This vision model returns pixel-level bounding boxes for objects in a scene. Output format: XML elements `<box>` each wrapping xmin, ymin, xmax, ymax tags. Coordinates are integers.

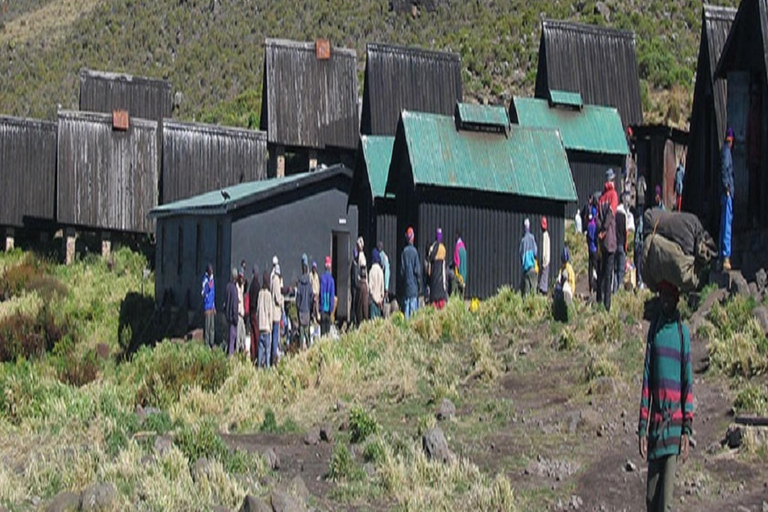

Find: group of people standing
<box><xmin>350</xmin><ymin>238</ymin><xmax>391</xmax><ymax>326</ymax></box>
<box><xmin>201</xmin><ymin>253</ymin><xmax>337</xmax><ymax>369</ymax></box>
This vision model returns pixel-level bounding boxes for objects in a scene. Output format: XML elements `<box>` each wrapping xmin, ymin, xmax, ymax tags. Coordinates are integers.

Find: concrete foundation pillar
<box><xmin>65</xmin><ymin>228</ymin><xmax>76</xmax><ymax>265</ymax></box>
<box><xmin>5</xmin><ymin>229</ymin><xmax>14</xmax><ymax>252</ymax></box>
<box><xmin>101</xmin><ymin>232</ymin><xmax>112</xmax><ymax>259</ymax></box>
<box><xmin>276</xmin><ymin>146</ymin><xmax>285</xmax><ymax>178</ymax></box>
<box><xmin>308</xmin><ymin>150</ymin><xmax>318</xmax><ymax>170</ymax></box>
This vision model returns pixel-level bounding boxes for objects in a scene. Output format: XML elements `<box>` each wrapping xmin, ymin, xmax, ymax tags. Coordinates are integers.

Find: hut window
<box><xmin>177</xmin><ymin>226</ymin><xmax>183</xmax><ymax>276</ymax></box>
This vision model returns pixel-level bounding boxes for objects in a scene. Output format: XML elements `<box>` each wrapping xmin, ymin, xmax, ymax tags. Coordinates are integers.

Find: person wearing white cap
<box><xmin>519</xmin><ymin>218</ymin><xmax>538</xmax><ymax>297</ymax></box>
<box><xmin>270</xmin><ymin>262</ymin><xmax>284</xmax><ymax>364</ymax></box>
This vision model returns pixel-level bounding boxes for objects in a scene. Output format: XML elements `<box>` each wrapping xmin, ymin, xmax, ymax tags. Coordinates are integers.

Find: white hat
<box><xmin>272</xmin><ymin>256</ymin><xmax>279</xmax><ymax>266</ymax></box>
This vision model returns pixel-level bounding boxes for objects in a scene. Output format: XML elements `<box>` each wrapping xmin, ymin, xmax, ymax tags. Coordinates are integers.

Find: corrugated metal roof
<box><xmin>535</xmin><ymin>20</ymin><xmax>643</xmax><ymax>127</ymax></box>
<box><xmin>456</xmin><ymin>103</ymin><xmax>509</xmax><ymax>127</ymax></box>
<box><xmin>361</xmin><ymin>135</ymin><xmax>395</xmax><ymax>199</ymax></box>
<box><xmin>389</xmin><ymin>110</ymin><xmax>577</xmax><ymax>202</ymax></box>
<box><xmin>715</xmin><ymin>0</ymin><xmax>768</xmax><ymax>85</ymax></box>
<box><xmin>260</xmin><ymin>39</ymin><xmax>359</xmax><ymax>150</ymax></box>
<box><xmin>549</xmin><ymin>90</ymin><xmax>583</xmax><ymax>108</ymax></box>
<box><xmin>151</xmin><ymin>165</ymin><xmax>352</xmax><ymax>217</ymax></box>
<box><xmin>361</xmin><ymin>43</ymin><xmax>462</xmax><ymax>136</ymax></box>
<box><xmin>511</xmin><ymin>97</ymin><xmax>627</xmax><ymax>156</ymax></box>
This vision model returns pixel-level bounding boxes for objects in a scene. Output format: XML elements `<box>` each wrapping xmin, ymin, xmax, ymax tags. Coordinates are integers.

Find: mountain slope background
<box><xmin>0</xmin><ymin>0</ymin><xmax>739</xmax><ymax>129</ymax></box>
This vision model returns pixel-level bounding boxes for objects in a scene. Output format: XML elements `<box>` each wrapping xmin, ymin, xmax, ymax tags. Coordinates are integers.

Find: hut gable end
<box><xmin>535</xmin><ymin>20</ymin><xmax>643</xmax><ymax>128</ymax></box>
<box><xmin>79</xmin><ymin>69</ymin><xmax>172</xmax><ymax>122</ymax></box>
<box><xmin>260</xmin><ymin>39</ymin><xmax>359</xmax><ymax>151</ymax></box>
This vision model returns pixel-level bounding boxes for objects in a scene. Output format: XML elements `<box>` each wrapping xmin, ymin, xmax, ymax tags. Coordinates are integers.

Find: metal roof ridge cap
<box><xmin>79</xmin><ymin>68</ymin><xmax>172</xmax><ymax>88</ymax></box>
<box><xmin>541</xmin><ymin>19</ymin><xmax>636</xmax><ymax>40</ymax></box>
<box><xmin>58</xmin><ymin>110</ymin><xmax>159</xmax><ymax>128</ymax></box>
<box><xmin>162</xmin><ymin>119</ymin><xmax>267</xmax><ymax>139</ymax></box>
<box><xmin>703</xmin><ymin>4</ymin><xmax>738</xmax><ymax>18</ymax></box>
<box><xmin>0</xmin><ymin>115</ymin><xmax>57</xmax><ymax>128</ymax></box>
<box><xmin>366</xmin><ymin>42</ymin><xmax>460</xmax><ymax>61</ymax></box>
<box><xmin>265</xmin><ymin>38</ymin><xmax>357</xmax><ymax>57</ymax></box>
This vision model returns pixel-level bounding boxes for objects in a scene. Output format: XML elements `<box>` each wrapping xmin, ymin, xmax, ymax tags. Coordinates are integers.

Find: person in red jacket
<box><xmin>600</xmin><ymin>168</ymin><xmax>619</xmax><ymax>214</ymax></box>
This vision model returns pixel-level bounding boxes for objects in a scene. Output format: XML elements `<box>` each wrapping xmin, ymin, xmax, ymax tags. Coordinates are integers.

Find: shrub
<box><xmin>175</xmin><ymin>422</ymin><xmax>228</xmax><ymax>464</ymax></box>
<box><xmin>349</xmin><ymin>407</ymin><xmax>379</xmax><ymax>444</ymax></box>
<box><xmin>556</xmin><ymin>328</ymin><xmax>577</xmax><ymax>351</ymax></box>
<box><xmin>258</xmin><ymin>408</ymin><xmax>299</xmax><ymax>434</ymax></box>
<box><xmin>584</xmin><ymin>354</ymin><xmax>619</xmax><ymax>382</ymax></box>
<box><xmin>143</xmin><ymin>410</ymin><xmax>174</xmax><ymax>434</ymax></box>
<box><xmin>469</xmin><ymin>336</ymin><xmax>502</xmax><ymax>382</ymax></box>
<box><xmin>363</xmin><ymin>439</ymin><xmax>387</xmax><ymax>465</ymax></box>
<box><xmin>0</xmin><ymin>258</ymin><xmax>67</xmax><ymax>302</ymax></box>
<box><xmin>54</xmin><ymin>346</ymin><xmax>100</xmax><ymax>387</ymax></box>
<box><xmin>0</xmin><ymin>305</ymin><xmax>75</xmax><ymax>362</ymax></box>
<box><xmin>709</xmin><ymin>319</ymin><xmax>768</xmax><ymax>378</ymax></box>
<box><xmin>328</xmin><ymin>444</ymin><xmax>364</xmax><ymax>482</ymax></box>
<box><xmin>589</xmin><ymin>314</ymin><xmax>622</xmax><ymax>345</ymax></box>
<box><xmin>130</xmin><ymin>341</ymin><xmax>230</xmax><ymax>408</ymax></box>
<box><xmin>734</xmin><ymin>385</ymin><xmax>768</xmax><ymax>415</ymax></box>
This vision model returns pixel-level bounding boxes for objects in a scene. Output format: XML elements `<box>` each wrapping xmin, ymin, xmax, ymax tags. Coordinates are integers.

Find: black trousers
<box><xmin>598</xmin><ymin>251</ymin><xmax>615</xmax><ymax>312</ymax></box>
<box><xmin>320</xmin><ymin>312</ymin><xmax>331</xmax><ymax>336</ymax></box>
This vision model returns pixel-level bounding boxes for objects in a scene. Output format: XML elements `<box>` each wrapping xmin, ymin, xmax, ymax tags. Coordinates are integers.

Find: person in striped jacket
<box><xmin>637</xmin><ymin>280</ymin><xmax>694</xmax><ymax>512</ymax></box>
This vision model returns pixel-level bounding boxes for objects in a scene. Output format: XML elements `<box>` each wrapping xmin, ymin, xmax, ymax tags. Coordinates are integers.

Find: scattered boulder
<box><xmin>625</xmin><ymin>459</ymin><xmax>637</xmax><ymax>472</ymax></box>
<box><xmin>730</xmin><ymin>271</ymin><xmax>751</xmax><ymax>297</ymax></box>
<box><xmin>422</xmin><ymin>426</ymin><xmax>453</xmax><ymax>464</ymax></box>
<box><xmin>95</xmin><ymin>343</ymin><xmax>110</xmax><ymax>360</ymax></box>
<box><xmin>756</xmin><ymin>268</ymin><xmax>767</xmax><ymax>293</ymax></box>
<box><xmin>238</xmin><ymin>495</ymin><xmax>271</xmax><ymax>512</ymax></box>
<box><xmin>80</xmin><ymin>483</ymin><xmax>117</xmax><ymax>512</ymax></box>
<box><xmin>594</xmin><ymin>1</ymin><xmax>610</xmax><ymax>20</ymax></box>
<box><xmin>192</xmin><ymin>457</ymin><xmax>214</xmax><ymax>483</ymax></box>
<box><xmin>45</xmin><ymin>491</ymin><xmax>80</xmax><ymax>512</ymax></box>
<box><xmin>303</xmin><ymin>427</ymin><xmax>320</xmax><ymax>446</ymax></box>
<box><xmin>524</xmin><ymin>455</ymin><xmax>579</xmax><ymax>481</ymax></box>
<box><xmin>263</xmin><ymin>448</ymin><xmax>280</xmax><ymax>471</ymax></box>
<box><xmin>724</xmin><ymin>426</ymin><xmax>743</xmax><ymax>449</ymax></box>
<box><xmin>319</xmin><ymin>424</ymin><xmax>334</xmax><ymax>443</ymax></box>
<box><xmin>154</xmin><ymin>434</ymin><xmax>173</xmax><ymax>456</ymax></box>
<box><xmin>270</xmin><ymin>489</ymin><xmax>306</xmax><ymax>512</ymax></box>
<box><xmin>749</xmin><ymin>282</ymin><xmax>760</xmax><ymax>298</ymax></box>
<box><xmin>288</xmin><ymin>475</ymin><xmax>310</xmax><ymax>503</ymax></box>
<box><xmin>753</xmin><ymin>306</ymin><xmax>768</xmax><ymax>337</ymax></box>
<box><xmin>436</xmin><ymin>398</ymin><xmax>456</xmax><ymax>421</ymax></box>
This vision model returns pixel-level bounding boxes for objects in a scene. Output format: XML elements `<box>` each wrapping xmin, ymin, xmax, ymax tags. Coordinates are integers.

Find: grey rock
<box><xmin>725</xmin><ymin>426</ymin><xmax>743</xmax><ymax>449</ymax></box>
<box><xmin>625</xmin><ymin>459</ymin><xmax>637</xmax><ymax>472</ymax></box>
<box><xmin>270</xmin><ymin>489</ymin><xmax>307</xmax><ymax>512</ymax></box>
<box><xmin>45</xmin><ymin>491</ymin><xmax>80</xmax><ymax>512</ymax></box>
<box><xmin>213</xmin><ymin>506</ymin><xmax>230</xmax><ymax>512</ymax></box>
<box><xmin>729</xmin><ymin>271</ymin><xmax>751</xmax><ymax>297</ymax></box>
<box><xmin>319</xmin><ymin>424</ymin><xmax>334</xmax><ymax>443</ymax></box>
<box><xmin>303</xmin><ymin>427</ymin><xmax>320</xmax><ymax>446</ymax></box>
<box><xmin>756</xmin><ymin>269</ymin><xmax>767</xmax><ymax>293</ymax></box>
<box><xmin>750</xmin><ymin>282</ymin><xmax>760</xmax><ymax>298</ymax></box>
<box><xmin>594</xmin><ymin>1</ymin><xmax>610</xmax><ymax>20</ymax></box>
<box><xmin>422</xmin><ymin>426</ymin><xmax>453</xmax><ymax>464</ymax></box>
<box><xmin>762</xmin><ymin>500</ymin><xmax>768</xmax><ymax>512</ymax></box>
<box><xmin>154</xmin><ymin>434</ymin><xmax>173</xmax><ymax>456</ymax></box>
<box><xmin>436</xmin><ymin>398</ymin><xmax>456</xmax><ymax>421</ymax></box>
<box><xmin>191</xmin><ymin>457</ymin><xmax>214</xmax><ymax>483</ymax></box>
<box><xmin>263</xmin><ymin>448</ymin><xmax>280</xmax><ymax>471</ymax></box>
<box><xmin>239</xmin><ymin>495</ymin><xmax>271</xmax><ymax>512</ymax></box>
<box><xmin>753</xmin><ymin>306</ymin><xmax>768</xmax><ymax>336</ymax></box>
<box><xmin>288</xmin><ymin>475</ymin><xmax>310</xmax><ymax>503</ymax></box>
<box><xmin>80</xmin><ymin>483</ymin><xmax>117</xmax><ymax>512</ymax></box>
<box><xmin>565</xmin><ymin>411</ymin><xmax>582</xmax><ymax>434</ymax></box>
<box><xmin>363</xmin><ymin>462</ymin><xmax>376</xmax><ymax>478</ymax></box>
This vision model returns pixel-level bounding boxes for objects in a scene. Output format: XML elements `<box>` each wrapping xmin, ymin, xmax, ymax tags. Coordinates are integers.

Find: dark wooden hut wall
<box><xmin>685</xmin><ymin>6</ymin><xmax>735</xmax><ymax>235</ymax></box>
<box><xmin>260</xmin><ymin>40</ymin><xmax>359</xmax><ymax>150</ymax></box>
<box><xmin>361</xmin><ymin>43</ymin><xmax>462</xmax><ymax>136</ymax></box>
<box><xmin>374</xmin><ymin>203</ymin><xmax>398</xmax><ymax>293</ymax></box>
<box><xmin>567</xmin><ymin>153</ymin><xmax>625</xmax><ymax>217</ymax></box>
<box><xmin>162</xmin><ymin>121</ymin><xmax>268</xmax><ymax>203</ymax></box>
<box><xmin>535</xmin><ymin>21</ymin><xmax>643</xmax><ymax>128</ymax></box>
<box><xmin>79</xmin><ymin>69</ymin><xmax>172</xmax><ymax>122</ymax></box>
<box><xmin>57</xmin><ymin>111</ymin><xmax>159</xmax><ymax>234</ymax></box>
<box><xmin>0</xmin><ymin>116</ymin><xmax>57</xmax><ymax>228</ymax></box>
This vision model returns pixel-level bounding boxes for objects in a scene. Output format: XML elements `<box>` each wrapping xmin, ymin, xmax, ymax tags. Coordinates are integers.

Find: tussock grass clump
<box><xmin>175</xmin><ymin>421</ymin><xmax>228</xmax><ymax>464</ymax></box>
<box><xmin>588</xmin><ymin>313</ymin><xmax>622</xmax><ymax>345</ymax></box>
<box><xmin>708</xmin><ymin>296</ymin><xmax>756</xmax><ymax>340</ymax></box>
<box><xmin>468</xmin><ymin>336</ymin><xmax>502</xmax><ymax>382</ymax></box>
<box><xmin>709</xmin><ymin>318</ymin><xmax>768</xmax><ymax>378</ymax></box>
<box><xmin>328</xmin><ymin>444</ymin><xmax>364</xmax><ymax>482</ymax></box>
<box><xmin>556</xmin><ymin>327</ymin><xmax>578</xmax><ymax>351</ymax></box>
<box><xmin>478</xmin><ymin>287</ymin><xmax>549</xmax><ymax>335</ymax></box>
<box><xmin>0</xmin><ymin>304</ymin><xmax>76</xmax><ymax>363</ymax></box>
<box><xmin>584</xmin><ymin>354</ymin><xmax>619</xmax><ymax>382</ymax></box>
<box><xmin>0</xmin><ymin>255</ymin><xmax>67</xmax><ymax>302</ymax></box>
<box><xmin>734</xmin><ymin>385</ymin><xmax>768</xmax><ymax>415</ymax></box>
<box><xmin>350</xmin><ymin>407</ymin><xmax>379</xmax><ymax>443</ymax></box>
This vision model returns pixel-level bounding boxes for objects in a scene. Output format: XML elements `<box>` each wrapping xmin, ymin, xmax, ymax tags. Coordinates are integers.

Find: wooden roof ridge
<box><xmin>541</xmin><ymin>19</ymin><xmax>636</xmax><ymax>41</ymax></box>
<box><xmin>366</xmin><ymin>42</ymin><xmax>460</xmax><ymax>62</ymax></box>
<box><xmin>264</xmin><ymin>38</ymin><xmax>357</xmax><ymax>58</ymax></box>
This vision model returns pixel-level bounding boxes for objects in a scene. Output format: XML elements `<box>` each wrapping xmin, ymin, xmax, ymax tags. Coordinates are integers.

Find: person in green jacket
<box><xmin>638</xmin><ymin>280</ymin><xmax>694</xmax><ymax>512</ymax></box>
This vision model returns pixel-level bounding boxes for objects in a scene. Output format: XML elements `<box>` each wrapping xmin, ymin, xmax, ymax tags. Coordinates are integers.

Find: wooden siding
<box><xmin>568</xmin><ymin>153</ymin><xmax>625</xmax><ymax>217</ymax></box>
<box><xmin>260</xmin><ymin>39</ymin><xmax>359</xmax><ymax>150</ymax></box>
<box><xmin>535</xmin><ymin>20</ymin><xmax>643</xmax><ymax>128</ymax></box>
<box><xmin>361</xmin><ymin>43</ymin><xmax>462</xmax><ymax>136</ymax></box>
<box><xmin>57</xmin><ymin>111</ymin><xmax>159</xmax><ymax>233</ymax></box>
<box><xmin>79</xmin><ymin>69</ymin><xmax>172</xmax><ymax>121</ymax></box>
<box><xmin>0</xmin><ymin>116</ymin><xmax>57</xmax><ymax>227</ymax></box>
<box><xmin>162</xmin><ymin>120</ymin><xmax>268</xmax><ymax>203</ymax></box>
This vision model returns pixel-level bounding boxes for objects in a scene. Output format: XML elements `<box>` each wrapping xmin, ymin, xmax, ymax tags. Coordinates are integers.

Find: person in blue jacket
<box><xmin>400</xmin><ymin>227</ymin><xmax>422</xmax><ymax>320</ymax></box>
<box><xmin>519</xmin><ymin>218</ymin><xmax>538</xmax><ymax>297</ymax></box>
<box><xmin>721</xmin><ymin>127</ymin><xmax>735</xmax><ymax>271</ymax></box>
<box><xmin>201</xmin><ymin>263</ymin><xmax>216</xmax><ymax>349</ymax></box>
<box><xmin>319</xmin><ymin>256</ymin><xmax>336</xmax><ymax>336</ymax></box>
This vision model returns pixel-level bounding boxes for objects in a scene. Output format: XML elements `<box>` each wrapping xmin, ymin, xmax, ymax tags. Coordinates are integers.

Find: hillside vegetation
<box><xmin>0</xmin><ymin>0</ymin><xmax>738</xmax><ymax>129</ymax></box>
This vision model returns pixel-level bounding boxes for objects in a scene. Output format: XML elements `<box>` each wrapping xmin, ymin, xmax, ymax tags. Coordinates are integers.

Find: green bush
<box><xmin>328</xmin><ymin>444</ymin><xmax>364</xmax><ymax>482</ymax></box>
<box><xmin>130</xmin><ymin>341</ymin><xmax>230</xmax><ymax>408</ymax></box>
<box><xmin>734</xmin><ymin>385</ymin><xmax>768</xmax><ymax>415</ymax></box>
<box><xmin>175</xmin><ymin>422</ymin><xmax>228</xmax><ymax>464</ymax></box>
<box><xmin>0</xmin><ymin>305</ymin><xmax>76</xmax><ymax>363</ymax></box>
<box><xmin>54</xmin><ymin>346</ymin><xmax>99</xmax><ymax>387</ymax></box>
<box><xmin>349</xmin><ymin>407</ymin><xmax>379</xmax><ymax>444</ymax></box>
<box><xmin>584</xmin><ymin>354</ymin><xmax>619</xmax><ymax>382</ymax></box>
<box><xmin>709</xmin><ymin>319</ymin><xmax>768</xmax><ymax>378</ymax></box>
<box><xmin>259</xmin><ymin>408</ymin><xmax>299</xmax><ymax>434</ymax></box>
<box><xmin>363</xmin><ymin>439</ymin><xmax>386</xmax><ymax>465</ymax></box>
<box><xmin>143</xmin><ymin>410</ymin><xmax>174</xmax><ymax>434</ymax></box>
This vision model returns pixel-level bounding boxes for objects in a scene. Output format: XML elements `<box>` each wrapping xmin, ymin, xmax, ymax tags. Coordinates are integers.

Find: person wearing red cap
<box><xmin>319</xmin><ymin>256</ymin><xmax>335</xmax><ymax>336</ymax></box>
<box><xmin>638</xmin><ymin>281</ymin><xmax>693</xmax><ymax>512</ymax></box>
<box><xmin>538</xmin><ymin>216</ymin><xmax>550</xmax><ymax>295</ymax></box>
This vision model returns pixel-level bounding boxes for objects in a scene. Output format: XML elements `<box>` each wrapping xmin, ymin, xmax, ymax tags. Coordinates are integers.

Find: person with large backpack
<box><xmin>638</xmin><ymin>281</ymin><xmax>693</xmax><ymax>511</ymax></box>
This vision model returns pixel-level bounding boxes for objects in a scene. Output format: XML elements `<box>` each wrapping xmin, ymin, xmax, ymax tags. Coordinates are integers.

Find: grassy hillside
<box><xmin>0</xmin><ymin>0</ymin><xmax>738</xmax><ymax>129</ymax></box>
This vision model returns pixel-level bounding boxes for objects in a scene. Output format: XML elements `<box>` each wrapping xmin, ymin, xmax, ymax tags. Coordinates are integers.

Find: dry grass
<box><xmin>0</xmin><ymin>0</ymin><xmax>102</xmax><ymax>45</ymax></box>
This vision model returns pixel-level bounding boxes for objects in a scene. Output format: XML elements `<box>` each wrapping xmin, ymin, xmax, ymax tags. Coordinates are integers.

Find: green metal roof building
<box><xmin>386</xmin><ymin>104</ymin><xmax>577</xmax><ymax>299</ymax></box>
<box><xmin>350</xmin><ymin>135</ymin><xmax>398</xmax><ymax>293</ymax></box>
<box><xmin>510</xmin><ymin>91</ymin><xmax>628</xmax><ymax>216</ymax></box>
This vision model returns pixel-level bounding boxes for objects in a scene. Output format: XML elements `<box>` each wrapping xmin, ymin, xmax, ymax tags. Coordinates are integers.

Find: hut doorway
<box><xmin>332</xmin><ymin>230</ymin><xmax>351</xmax><ymax>323</ymax></box>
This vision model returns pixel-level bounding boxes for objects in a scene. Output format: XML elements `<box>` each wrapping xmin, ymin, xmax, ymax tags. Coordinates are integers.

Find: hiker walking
<box><xmin>597</xmin><ymin>169</ymin><xmax>618</xmax><ymax>312</ymax></box>
<box><xmin>638</xmin><ymin>281</ymin><xmax>693</xmax><ymax>512</ymax></box>
<box><xmin>357</xmin><ymin>265</ymin><xmax>370</xmax><ymax>322</ymax></box>
<box><xmin>224</xmin><ymin>267</ymin><xmax>239</xmax><ymax>356</ymax></box>
<box><xmin>369</xmin><ymin>249</ymin><xmax>385</xmax><ymax>320</ymax></box>
<box><xmin>256</xmin><ymin>271</ymin><xmax>273</xmax><ymax>368</ymax></box>
<box><xmin>202</xmin><ymin>263</ymin><xmax>216</xmax><ymax>349</ymax></box>
<box><xmin>720</xmin><ymin>127</ymin><xmax>735</xmax><ymax>271</ymax></box>
<box><xmin>319</xmin><ymin>256</ymin><xmax>335</xmax><ymax>336</ymax></box>
<box><xmin>519</xmin><ymin>218</ymin><xmax>538</xmax><ymax>297</ymax></box>
<box><xmin>454</xmin><ymin>229</ymin><xmax>467</xmax><ymax>298</ymax></box>
<box><xmin>674</xmin><ymin>161</ymin><xmax>685</xmax><ymax>211</ymax></box>
<box><xmin>400</xmin><ymin>227</ymin><xmax>422</xmax><ymax>320</ymax></box>
<box><xmin>538</xmin><ymin>217</ymin><xmax>550</xmax><ymax>295</ymax></box>
<box><xmin>587</xmin><ymin>206</ymin><xmax>598</xmax><ymax>296</ymax></box>
<box><xmin>614</xmin><ymin>199</ymin><xmax>628</xmax><ymax>293</ymax></box>
<box><xmin>296</xmin><ymin>254</ymin><xmax>314</xmax><ymax>350</ymax></box>
<box><xmin>427</xmin><ymin>228</ymin><xmax>448</xmax><ymax>310</ymax></box>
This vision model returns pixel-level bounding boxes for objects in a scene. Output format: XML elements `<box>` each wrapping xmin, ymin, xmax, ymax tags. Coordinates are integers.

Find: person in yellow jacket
<box><xmin>558</xmin><ymin>246</ymin><xmax>576</xmax><ymax>304</ymax></box>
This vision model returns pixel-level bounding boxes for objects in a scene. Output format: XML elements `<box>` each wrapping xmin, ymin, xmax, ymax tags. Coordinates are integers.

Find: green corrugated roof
<box><xmin>456</xmin><ymin>102</ymin><xmax>509</xmax><ymax>127</ymax></box>
<box><xmin>512</xmin><ymin>97</ymin><xmax>628</xmax><ymax>156</ymax></box>
<box><xmin>361</xmin><ymin>135</ymin><xmax>395</xmax><ymax>199</ymax></box>
<box><xmin>392</xmin><ymin>110</ymin><xmax>577</xmax><ymax>202</ymax></box>
<box><xmin>549</xmin><ymin>90</ymin><xmax>583</xmax><ymax>107</ymax></box>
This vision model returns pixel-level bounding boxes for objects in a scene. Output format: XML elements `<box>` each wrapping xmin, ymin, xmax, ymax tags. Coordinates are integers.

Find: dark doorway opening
<box><xmin>332</xmin><ymin>231</ymin><xmax>351</xmax><ymax>323</ymax></box>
